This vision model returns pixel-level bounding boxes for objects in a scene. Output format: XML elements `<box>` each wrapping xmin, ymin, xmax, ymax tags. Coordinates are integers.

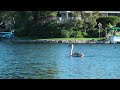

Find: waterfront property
<box><xmin>57</xmin><ymin>11</ymin><xmax>120</xmax><ymax>21</ymax></box>
<box><xmin>0</xmin><ymin>20</ymin><xmax>14</xmax><ymax>39</ymax></box>
<box><xmin>108</xmin><ymin>27</ymin><xmax>120</xmax><ymax>43</ymax></box>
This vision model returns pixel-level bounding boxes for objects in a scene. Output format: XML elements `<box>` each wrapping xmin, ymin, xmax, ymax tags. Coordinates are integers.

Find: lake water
<box><xmin>0</xmin><ymin>41</ymin><xmax>120</xmax><ymax>79</ymax></box>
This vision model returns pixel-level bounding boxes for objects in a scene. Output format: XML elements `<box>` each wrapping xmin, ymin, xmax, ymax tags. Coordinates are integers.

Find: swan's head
<box><xmin>68</xmin><ymin>44</ymin><xmax>73</xmax><ymax>47</ymax></box>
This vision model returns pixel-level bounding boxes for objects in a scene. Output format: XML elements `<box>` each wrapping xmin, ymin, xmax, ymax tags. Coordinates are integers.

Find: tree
<box><xmin>83</xmin><ymin>11</ymin><xmax>99</xmax><ymax>29</ymax></box>
<box><xmin>96</xmin><ymin>16</ymin><xmax>120</xmax><ymax>28</ymax></box>
<box><xmin>73</xmin><ymin>11</ymin><xmax>100</xmax><ymax>29</ymax></box>
<box><xmin>13</xmin><ymin>11</ymin><xmax>58</xmax><ymax>37</ymax></box>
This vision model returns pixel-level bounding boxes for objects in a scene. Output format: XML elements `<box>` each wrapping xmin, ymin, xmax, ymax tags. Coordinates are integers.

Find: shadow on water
<box><xmin>67</xmin><ymin>56</ymin><xmax>86</xmax><ymax>60</ymax></box>
<box><xmin>67</xmin><ymin>55</ymin><xmax>95</xmax><ymax>59</ymax></box>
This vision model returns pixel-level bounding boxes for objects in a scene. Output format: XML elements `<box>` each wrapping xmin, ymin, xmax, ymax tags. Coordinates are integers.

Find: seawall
<box><xmin>11</xmin><ymin>39</ymin><xmax>110</xmax><ymax>44</ymax></box>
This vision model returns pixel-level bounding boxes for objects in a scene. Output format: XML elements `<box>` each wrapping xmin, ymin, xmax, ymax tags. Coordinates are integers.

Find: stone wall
<box><xmin>11</xmin><ymin>39</ymin><xmax>110</xmax><ymax>44</ymax></box>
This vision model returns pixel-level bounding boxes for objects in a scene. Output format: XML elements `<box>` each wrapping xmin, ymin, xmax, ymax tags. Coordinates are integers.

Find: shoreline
<box><xmin>10</xmin><ymin>39</ymin><xmax>111</xmax><ymax>44</ymax></box>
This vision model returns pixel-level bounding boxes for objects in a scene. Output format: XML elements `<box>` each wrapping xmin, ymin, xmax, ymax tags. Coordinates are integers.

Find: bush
<box><xmin>82</xmin><ymin>32</ymin><xmax>88</xmax><ymax>37</ymax></box>
<box><xmin>30</xmin><ymin>20</ymin><xmax>57</xmax><ymax>38</ymax></box>
<box><xmin>86</xmin><ymin>28</ymin><xmax>106</xmax><ymax>38</ymax></box>
<box><xmin>14</xmin><ymin>27</ymin><xmax>29</xmax><ymax>37</ymax></box>
<box><xmin>37</xmin><ymin>28</ymin><xmax>51</xmax><ymax>38</ymax></box>
<box><xmin>60</xmin><ymin>30</ymin><xmax>70</xmax><ymax>38</ymax></box>
<box><xmin>70</xmin><ymin>31</ymin><xmax>83</xmax><ymax>38</ymax></box>
<box><xmin>87</xmin><ymin>28</ymin><xmax>98</xmax><ymax>38</ymax></box>
<box><xmin>15</xmin><ymin>23</ymin><xmax>36</xmax><ymax>37</ymax></box>
<box><xmin>75</xmin><ymin>31</ymin><xmax>83</xmax><ymax>38</ymax></box>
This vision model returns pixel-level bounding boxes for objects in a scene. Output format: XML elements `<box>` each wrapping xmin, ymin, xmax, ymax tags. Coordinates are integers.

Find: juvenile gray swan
<box><xmin>68</xmin><ymin>44</ymin><xmax>84</xmax><ymax>57</ymax></box>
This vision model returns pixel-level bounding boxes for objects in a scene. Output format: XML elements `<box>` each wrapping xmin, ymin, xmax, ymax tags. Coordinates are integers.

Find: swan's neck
<box><xmin>70</xmin><ymin>45</ymin><xmax>73</xmax><ymax>56</ymax></box>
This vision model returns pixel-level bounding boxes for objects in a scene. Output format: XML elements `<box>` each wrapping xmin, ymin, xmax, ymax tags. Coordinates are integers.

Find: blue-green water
<box><xmin>0</xmin><ymin>41</ymin><xmax>120</xmax><ymax>79</ymax></box>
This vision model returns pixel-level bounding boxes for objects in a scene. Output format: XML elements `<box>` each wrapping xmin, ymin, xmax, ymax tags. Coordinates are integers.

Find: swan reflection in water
<box><xmin>68</xmin><ymin>44</ymin><xmax>84</xmax><ymax>58</ymax></box>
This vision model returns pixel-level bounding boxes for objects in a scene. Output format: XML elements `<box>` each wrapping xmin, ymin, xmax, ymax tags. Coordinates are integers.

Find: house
<box><xmin>57</xmin><ymin>11</ymin><xmax>120</xmax><ymax>21</ymax></box>
<box><xmin>57</xmin><ymin>11</ymin><xmax>73</xmax><ymax>20</ymax></box>
<box><xmin>37</xmin><ymin>11</ymin><xmax>120</xmax><ymax>24</ymax></box>
<box><xmin>57</xmin><ymin>11</ymin><xmax>82</xmax><ymax>23</ymax></box>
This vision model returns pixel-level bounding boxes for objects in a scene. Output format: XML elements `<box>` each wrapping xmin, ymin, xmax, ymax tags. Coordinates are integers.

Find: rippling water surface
<box><xmin>0</xmin><ymin>41</ymin><xmax>120</xmax><ymax>79</ymax></box>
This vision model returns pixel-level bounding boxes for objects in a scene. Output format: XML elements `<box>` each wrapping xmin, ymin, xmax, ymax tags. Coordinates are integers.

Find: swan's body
<box><xmin>69</xmin><ymin>44</ymin><xmax>84</xmax><ymax>57</ymax></box>
<box><xmin>72</xmin><ymin>52</ymin><xmax>84</xmax><ymax>57</ymax></box>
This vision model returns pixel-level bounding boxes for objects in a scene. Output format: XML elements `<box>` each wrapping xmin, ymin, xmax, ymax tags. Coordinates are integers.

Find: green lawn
<box><xmin>35</xmin><ymin>38</ymin><xmax>103</xmax><ymax>41</ymax></box>
<box><xmin>16</xmin><ymin>37</ymin><xmax>104</xmax><ymax>41</ymax></box>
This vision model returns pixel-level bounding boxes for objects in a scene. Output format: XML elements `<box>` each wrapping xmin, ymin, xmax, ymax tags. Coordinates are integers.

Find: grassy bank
<box><xmin>12</xmin><ymin>37</ymin><xmax>109</xmax><ymax>43</ymax></box>
<box><xmin>14</xmin><ymin>37</ymin><xmax>105</xmax><ymax>41</ymax></box>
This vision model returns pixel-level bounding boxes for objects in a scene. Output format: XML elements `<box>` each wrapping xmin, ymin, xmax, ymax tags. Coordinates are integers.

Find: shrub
<box><xmin>70</xmin><ymin>31</ymin><xmax>83</xmax><ymax>38</ymax></box>
<box><xmin>75</xmin><ymin>31</ymin><xmax>83</xmax><ymax>38</ymax></box>
<box><xmin>60</xmin><ymin>30</ymin><xmax>70</xmax><ymax>38</ymax></box>
<box><xmin>86</xmin><ymin>28</ymin><xmax>106</xmax><ymax>38</ymax></box>
<box><xmin>14</xmin><ymin>27</ymin><xmax>29</xmax><ymax>37</ymax></box>
<box><xmin>82</xmin><ymin>32</ymin><xmax>88</xmax><ymax>37</ymax></box>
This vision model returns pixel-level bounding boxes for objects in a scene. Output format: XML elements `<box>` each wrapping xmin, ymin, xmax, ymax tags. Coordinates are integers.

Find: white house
<box><xmin>57</xmin><ymin>11</ymin><xmax>81</xmax><ymax>23</ymax></box>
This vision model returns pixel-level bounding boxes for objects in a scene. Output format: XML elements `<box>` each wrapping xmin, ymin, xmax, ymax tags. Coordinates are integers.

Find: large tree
<box><xmin>72</xmin><ymin>11</ymin><xmax>100</xmax><ymax>30</ymax></box>
<box><xmin>13</xmin><ymin>11</ymin><xmax>57</xmax><ymax>37</ymax></box>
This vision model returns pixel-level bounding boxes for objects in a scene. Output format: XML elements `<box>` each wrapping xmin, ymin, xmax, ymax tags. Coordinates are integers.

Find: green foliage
<box><xmin>33</xmin><ymin>18</ymin><xmax>84</xmax><ymax>38</ymax></box>
<box><xmin>115</xmin><ymin>32</ymin><xmax>120</xmax><ymax>36</ymax></box>
<box><xmin>72</xmin><ymin>11</ymin><xmax>82</xmax><ymax>17</ymax></box>
<box><xmin>27</xmin><ymin>26</ymin><xmax>38</xmax><ymax>37</ymax></box>
<box><xmin>81</xmin><ymin>11</ymin><xmax>100</xmax><ymax>29</ymax></box>
<box><xmin>84</xmin><ymin>22</ymin><xmax>93</xmax><ymax>29</ymax></box>
<box><xmin>13</xmin><ymin>11</ymin><xmax>57</xmax><ymax>37</ymax></box>
<box><xmin>86</xmin><ymin>28</ymin><xmax>98</xmax><ymax>38</ymax></box>
<box><xmin>86</xmin><ymin>28</ymin><xmax>106</xmax><ymax>38</ymax></box>
<box><xmin>70</xmin><ymin>31</ymin><xmax>83</xmax><ymax>38</ymax></box>
<box><xmin>14</xmin><ymin>27</ymin><xmax>29</xmax><ymax>37</ymax></box>
<box><xmin>116</xmin><ymin>22</ymin><xmax>120</xmax><ymax>27</ymax></box>
<box><xmin>58</xmin><ymin>19</ymin><xmax>83</xmax><ymax>38</ymax></box>
<box><xmin>33</xmin><ymin>20</ymin><xmax>59</xmax><ymax>38</ymax></box>
<box><xmin>82</xmin><ymin>32</ymin><xmax>88</xmax><ymax>37</ymax></box>
<box><xmin>96</xmin><ymin>16</ymin><xmax>120</xmax><ymax>28</ymax></box>
<box><xmin>60</xmin><ymin>30</ymin><xmax>70</xmax><ymax>38</ymax></box>
<box><xmin>60</xmin><ymin>19</ymin><xmax>83</xmax><ymax>31</ymax></box>
<box><xmin>0</xmin><ymin>11</ymin><xmax>109</xmax><ymax>38</ymax></box>
<box><xmin>107</xmin><ymin>23</ymin><xmax>114</xmax><ymax>28</ymax></box>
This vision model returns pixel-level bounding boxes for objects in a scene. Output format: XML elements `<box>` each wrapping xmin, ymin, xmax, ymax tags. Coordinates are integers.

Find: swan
<box><xmin>68</xmin><ymin>44</ymin><xmax>84</xmax><ymax>57</ymax></box>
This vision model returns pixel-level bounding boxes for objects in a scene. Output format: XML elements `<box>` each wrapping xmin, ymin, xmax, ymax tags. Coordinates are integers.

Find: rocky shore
<box><xmin>11</xmin><ymin>39</ymin><xmax>111</xmax><ymax>44</ymax></box>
